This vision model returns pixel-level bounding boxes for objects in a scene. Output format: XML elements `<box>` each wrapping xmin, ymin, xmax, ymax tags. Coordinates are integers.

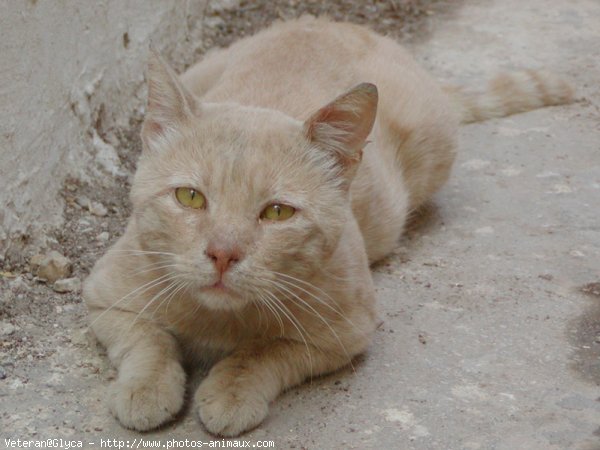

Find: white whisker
<box><xmin>88</xmin><ymin>272</ymin><xmax>178</xmax><ymax>329</ymax></box>
<box><xmin>266</xmin><ymin>279</ymin><xmax>354</xmax><ymax>372</ymax></box>
<box><xmin>272</xmin><ymin>271</ymin><xmax>346</xmax><ymax>311</ymax></box>
<box><xmin>111</xmin><ymin>250</ymin><xmax>178</xmax><ymax>257</ymax></box>
<box><xmin>131</xmin><ymin>263</ymin><xmax>181</xmax><ymax>277</ymax></box>
<box><xmin>252</xmin><ymin>288</ymin><xmax>285</xmax><ymax>337</ymax></box>
<box><xmin>273</xmin><ymin>275</ymin><xmax>361</xmax><ymax>333</ymax></box>
<box><xmin>260</xmin><ymin>289</ymin><xmax>314</xmax><ymax>380</ymax></box>
<box><xmin>124</xmin><ymin>275</ymin><xmax>185</xmax><ymax>336</ymax></box>
<box><xmin>150</xmin><ymin>279</ymin><xmax>189</xmax><ymax>322</ymax></box>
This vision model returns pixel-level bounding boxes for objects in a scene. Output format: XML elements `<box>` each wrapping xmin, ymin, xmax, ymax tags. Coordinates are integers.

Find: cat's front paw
<box><xmin>195</xmin><ymin>375</ymin><xmax>269</xmax><ymax>437</ymax></box>
<box><xmin>108</xmin><ymin>368</ymin><xmax>186</xmax><ymax>431</ymax></box>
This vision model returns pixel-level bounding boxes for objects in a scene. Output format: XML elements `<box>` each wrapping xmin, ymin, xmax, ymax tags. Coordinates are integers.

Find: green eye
<box><xmin>175</xmin><ymin>187</ymin><xmax>206</xmax><ymax>209</ymax></box>
<box><xmin>261</xmin><ymin>204</ymin><xmax>295</xmax><ymax>221</ymax></box>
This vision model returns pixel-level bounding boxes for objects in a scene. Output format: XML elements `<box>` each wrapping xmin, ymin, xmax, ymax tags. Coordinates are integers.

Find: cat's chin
<box><xmin>196</xmin><ymin>285</ymin><xmax>249</xmax><ymax>311</ymax></box>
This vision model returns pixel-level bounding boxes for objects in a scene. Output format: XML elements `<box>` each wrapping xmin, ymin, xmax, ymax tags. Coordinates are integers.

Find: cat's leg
<box><xmin>89</xmin><ymin>308</ymin><xmax>186</xmax><ymax>431</ymax></box>
<box><xmin>195</xmin><ymin>339</ymin><xmax>365</xmax><ymax>436</ymax></box>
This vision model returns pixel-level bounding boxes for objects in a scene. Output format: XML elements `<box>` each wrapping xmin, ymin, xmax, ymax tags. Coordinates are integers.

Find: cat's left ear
<box><xmin>141</xmin><ymin>47</ymin><xmax>200</xmax><ymax>153</ymax></box>
<box><xmin>304</xmin><ymin>83</ymin><xmax>378</xmax><ymax>182</ymax></box>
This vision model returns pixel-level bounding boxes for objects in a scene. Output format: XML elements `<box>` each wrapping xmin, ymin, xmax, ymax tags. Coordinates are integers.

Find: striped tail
<box><xmin>444</xmin><ymin>70</ymin><xmax>575</xmax><ymax>124</ymax></box>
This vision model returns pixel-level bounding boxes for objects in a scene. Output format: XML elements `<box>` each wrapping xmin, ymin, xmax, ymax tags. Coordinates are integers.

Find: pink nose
<box><xmin>205</xmin><ymin>245</ymin><xmax>242</xmax><ymax>275</ymax></box>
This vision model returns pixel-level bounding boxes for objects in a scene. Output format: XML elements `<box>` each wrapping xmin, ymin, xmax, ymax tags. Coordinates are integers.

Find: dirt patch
<box><xmin>198</xmin><ymin>0</ymin><xmax>441</xmax><ymax>53</ymax></box>
<box><xmin>568</xmin><ymin>282</ymin><xmax>600</xmax><ymax>385</ymax></box>
<box><xmin>0</xmin><ymin>0</ymin><xmax>450</xmax><ymax>432</ymax></box>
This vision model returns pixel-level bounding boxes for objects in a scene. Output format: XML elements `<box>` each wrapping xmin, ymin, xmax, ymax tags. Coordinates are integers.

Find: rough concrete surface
<box><xmin>1</xmin><ymin>0</ymin><xmax>600</xmax><ymax>449</ymax></box>
<box><xmin>0</xmin><ymin>0</ymin><xmax>220</xmax><ymax>256</ymax></box>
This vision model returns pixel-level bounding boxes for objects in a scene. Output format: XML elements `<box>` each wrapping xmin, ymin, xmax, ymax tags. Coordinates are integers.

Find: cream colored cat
<box><xmin>83</xmin><ymin>17</ymin><xmax>573</xmax><ymax>436</ymax></box>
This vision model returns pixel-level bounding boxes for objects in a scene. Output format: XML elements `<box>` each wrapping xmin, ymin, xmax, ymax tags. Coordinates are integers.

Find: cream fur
<box><xmin>84</xmin><ymin>17</ymin><xmax>573</xmax><ymax>436</ymax></box>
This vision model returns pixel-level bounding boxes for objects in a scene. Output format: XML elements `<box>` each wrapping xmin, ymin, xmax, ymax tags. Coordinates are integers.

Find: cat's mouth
<box><xmin>208</xmin><ymin>280</ymin><xmax>228</xmax><ymax>291</ymax></box>
<box><xmin>195</xmin><ymin>278</ymin><xmax>247</xmax><ymax>311</ymax></box>
<box><xmin>201</xmin><ymin>279</ymin><xmax>240</xmax><ymax>297</ymax></box>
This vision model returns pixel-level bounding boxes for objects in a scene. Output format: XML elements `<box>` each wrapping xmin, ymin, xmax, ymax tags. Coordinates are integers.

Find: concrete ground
<box><xmin>2</xmin><ymin>0</ymin><xmax>599</xmax><ymax>448</ymax></box>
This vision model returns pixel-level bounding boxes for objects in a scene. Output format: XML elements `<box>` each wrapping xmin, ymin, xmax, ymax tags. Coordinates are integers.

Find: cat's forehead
<box><xmin>164</xmin><ymin>106</ymin><xmax>321</xmax><ymax>201</ymax></box>
<box><xmin>188</xmin><ymin>105</ymin><xmax>302</xmax><ymax>156</ymax></box>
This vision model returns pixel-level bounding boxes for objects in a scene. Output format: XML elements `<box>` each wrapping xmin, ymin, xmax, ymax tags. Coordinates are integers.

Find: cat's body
<box><xmin>183</xmin><ymin>17</ymin><xmax>459</xmax><ymax>262</ymax></box>
<box><xmin>84</xmin><ymin>17</ymin><xmax>573</xmax><ymax>436</ymax></box>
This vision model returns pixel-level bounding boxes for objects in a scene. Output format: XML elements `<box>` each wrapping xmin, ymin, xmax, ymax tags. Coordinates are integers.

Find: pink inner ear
<box><xmin>305</xmin><ymin>83</ymin><xmax>378</xmax><ymax>166</ymax></box>
<box><xmin>308</xmin><ymin>105</ymin><xmax>358</xmax><ymax>138</ymax></box>
<box><xmin>145</xmin><ymin>119</ymin><xmax>164</xmax><ymax>136</ymax></box>
<box><xmin>310</xmin><ymin>105</ymin><xmax>337</xmax><ymax>127</ymax></box>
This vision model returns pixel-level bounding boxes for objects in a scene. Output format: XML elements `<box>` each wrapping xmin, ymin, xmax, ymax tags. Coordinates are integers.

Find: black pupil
<box><xmin>274</xmin><ymin>205</ymin><xmax>281</xmax><ymax>216</ymax></box>
<box><xmin>189</xmin><ymin>190</ymin><xmax>196</xmax><ymax>200</ymax></box>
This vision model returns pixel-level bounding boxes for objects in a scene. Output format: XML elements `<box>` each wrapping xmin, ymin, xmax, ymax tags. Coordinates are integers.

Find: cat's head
<box><xmin>130</xmin><ymin>50</ymin><xmax>377</xmax><ymax>311</ymax></box>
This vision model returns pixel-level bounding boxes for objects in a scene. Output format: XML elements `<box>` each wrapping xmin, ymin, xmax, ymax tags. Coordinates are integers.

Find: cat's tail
<box><xmin>444</xmin><ymin>70</ymin><xmax>575</xmax><ymax>124</ymax></box>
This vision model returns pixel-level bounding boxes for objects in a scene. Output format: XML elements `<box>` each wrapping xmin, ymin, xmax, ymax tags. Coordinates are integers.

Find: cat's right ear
<box><xmin>304</xmin><ymin>83</ymin><xmax>378</xmax><ymax>185</ymax></box>
<box><xmin>141</xmin><ymin>48</ymin><xmax>199</xmax><ymax>153</ymax></box>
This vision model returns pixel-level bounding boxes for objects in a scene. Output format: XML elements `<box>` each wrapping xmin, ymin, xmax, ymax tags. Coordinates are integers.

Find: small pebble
<box><xmin>0</xmin><ymin>321</ymin><xmax>17</xmax><ymax>336</ymax></box>
<box><xmin>0</xmin><ymin>366</ymin><xmax>6</xmax><ymax>380</ymax></box>
<box><xmin>70</xmin><ymin>329</ymin><xmax>92</xmax><ymax>347</ymax></box>
<box><xmin>29</xmin><ymin>254</ymin><xmax>45</xmax><ymax>268</ymax></box>
<box><xmin>76</xmin><ymin>195</ymin><xmax>91</xmax><ymax>209</ymax></box>
<box><xmin>53</xmin><ymin>277</ymin><xmax>82</xmax><ymax>293</ymax></box>
<box><xmin>35</xmin><ymin>251</ymin><xmax>72</xmax><ymax>283</ymax></box>
<box><xmin>9</xmin><ymin>276</ymin><xmax>28</xmax><ymax>291</ymax></box>
<box><xmin>90</xmin><ymin>201</ymin><xmax>108</xmax><ymax>217</ymax></box>
<box><xmin>96</xmin><ymin>231</ymin><xmax>110</xmax><ymax>242</ymax></box>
